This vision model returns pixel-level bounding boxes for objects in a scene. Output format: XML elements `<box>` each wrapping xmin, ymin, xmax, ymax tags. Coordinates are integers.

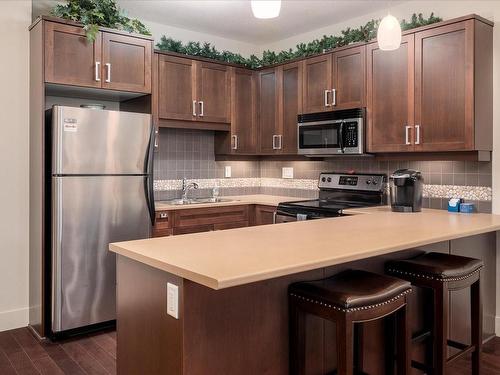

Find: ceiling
<box><xmin>33</xmin><ymin>1</ymin><xmax>406</xmax><ymax>44</ymax></box>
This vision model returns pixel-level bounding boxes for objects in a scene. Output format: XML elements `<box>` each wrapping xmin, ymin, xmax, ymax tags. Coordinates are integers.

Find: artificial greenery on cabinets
<box><xmin>51</xmin><ymin>0</ymin><xmax>151</xmax><ymax>42</ymax></box>
<box><xmin>156</xmin><ymin>13</ymin><xmax>442</xmax><ymax>68</ymax></box>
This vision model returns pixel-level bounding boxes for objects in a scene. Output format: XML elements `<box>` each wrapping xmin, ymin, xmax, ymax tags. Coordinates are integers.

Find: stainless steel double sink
<box><xmin>159</xmin><ymin>197</ymin><xmax>234</xmax><ymax>206</ymax></box>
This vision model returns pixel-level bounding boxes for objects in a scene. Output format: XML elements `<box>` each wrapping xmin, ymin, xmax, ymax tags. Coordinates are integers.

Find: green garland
<box><xmin>52</xmin><ymin>0</ymin><xmax>151</xmax><ymax>42</ymax></box>
<box><xmin>156</xmin><ymin>13</ymin><xmax>442</xmax><ymax>69</ymax></box>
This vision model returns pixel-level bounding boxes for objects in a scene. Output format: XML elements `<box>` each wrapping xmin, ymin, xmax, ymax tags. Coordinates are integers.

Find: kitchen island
<box><xmin>110</xmin><ymin>207</ymin><xmax>500</xmax><ymax>374</ymax></box>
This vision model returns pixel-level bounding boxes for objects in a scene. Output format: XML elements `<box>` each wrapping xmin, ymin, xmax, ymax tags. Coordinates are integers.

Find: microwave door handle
<box><xmin>339</xmin><ymin>121</ymin><xmax>345</xmax><ymax>153</ymax></box>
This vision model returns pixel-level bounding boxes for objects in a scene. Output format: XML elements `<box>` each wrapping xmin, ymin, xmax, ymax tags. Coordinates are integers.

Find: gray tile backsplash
<box><xmin>153</xmin><ymin>129</ymin><xmax>492</xmax><ymax>212</ymax></box>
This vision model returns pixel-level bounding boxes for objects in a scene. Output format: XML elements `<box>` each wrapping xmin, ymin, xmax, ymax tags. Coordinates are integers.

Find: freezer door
<box><xmin>52</xmin><ymin>176</ymin><xmax>152</xmax><ymax>332</ymax></box>
<box><xmin>52</xmin><ymin>106</ymin><xmax>152</xmax><ymax>175</ymax></box>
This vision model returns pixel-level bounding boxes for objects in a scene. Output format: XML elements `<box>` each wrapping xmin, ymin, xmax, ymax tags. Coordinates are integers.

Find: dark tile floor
<box><xmin>0</xmin><ymin>327</ymin><xmax>115</xmax><ymax>374</ymax></box>
<box><xmin>0</xmin><ymin>326</ymin><xmax>499</xmax><ymax>374</ymax></box>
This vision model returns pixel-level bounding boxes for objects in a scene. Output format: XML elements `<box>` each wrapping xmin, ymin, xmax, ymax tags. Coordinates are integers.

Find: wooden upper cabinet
<box><xmin>367</xmin><ymin>35</ymin><xmax>415</xmax><ymax>152</ymax></box>
<box><xmin>158</xmin><ymin>55</ymin><xmax>195</xmax><ymax>121</ymax></box>
<box><xmin>414</xmin><ymin>20</ymin><xmax>474</xmax><ymax>151</ymax></box>
<box><xmin>333</xmin><ymin>45</ymin><xmax>366</xmax><ymax>109</ymax></box>
<box><xmin>101</xmin><ymin>33</ymin><xmax>152</xmax><ymax>93</ymax></box>
<box><xmin>302</xmin><ymin>54</ymin><xmax>332</xmax><ymax>113</ymax></box>
<box><xmin>231</xmin><ymin>68</ymin><xmax>257</xmax><ymax>154</ymax></box>
<box><xmin>195</xmin><ymin>62</ymin><xmax>231</xmax><ymax>123</ymax></box>
<box><xmin>44</xmin><ymin>22</ymin><xmax>102</xmax><ymax>88</ymax></box>
<box><xmin>280</xmin><ymin>62</ymin><xmax>302</xmax><ymax>153</ymax></box>
<box><xmin>44</xmin><ymin>20</ymin><xmax>152</xmax><ymax>93</ymax></box>
<box><xmin>258</xmin><ymin>68</ymin><xmax>279</xmax><ymax>153</ymax></box>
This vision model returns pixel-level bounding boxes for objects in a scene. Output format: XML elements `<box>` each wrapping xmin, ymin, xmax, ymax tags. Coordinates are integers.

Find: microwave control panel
<box><xmin>343</xmin><ymin>122</ymin><xmax>359</xmax><ymax>147</ymax></box>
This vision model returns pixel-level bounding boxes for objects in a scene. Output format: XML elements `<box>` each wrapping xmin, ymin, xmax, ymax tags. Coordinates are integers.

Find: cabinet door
<box><xmin>253</xmin><ymin>205</ymin><xmax>276</xmax><ymax>226</ymax></box>
<box><xmin>44</xmin><ymin>22</ymin><xmax>102</xmax><ymax>88</ymax></box>
<box><xmin>414</xmin><ymin>21</ymin><xmax>474</xmax><ymax>151</ymax></box>
<box><xmin>101</xmin><ymin>33</ymin><xmax>152</xmax><ymax>93</ymax></box>
<box><xmin>280</xmin><ymin>62</ymin><xmax>302</xmax><ymax>153</ymax></box>
<box><xmin>195</xmin><ymin>62</ymin><xmax>231</xmax><ymax>123</ymax></box>
<box><xmin>158</xmin><ymin>55</ymin><xmax>196</xmax><ymax>121</ymax></box>
<box><xmin>302</xmin><ymin>54</ymin><xmax>333</xmax><ymax>113</ymax></box>
<box><xmin>367</xmin><ymin>35</ymin><xmax>415</xmax><ymax>152</ymax></box>
<box><xmin>214</xmin><ymin>221</ymin><xmax>249</xmax><ymax>231</ymax></box>
<box><xmin>231</xmin><ymin>68</ymin><xmax>257</xmax><ymax>154</ymax></box>
<box><xmin>332</xmin><ymin>45</ymin><xmax>366</xmax><ymax>109</ymax></box>
<box><xmin>258</xmin><ymin>68</ymin><xmax>279</xmax><ymax>153</ymax></box>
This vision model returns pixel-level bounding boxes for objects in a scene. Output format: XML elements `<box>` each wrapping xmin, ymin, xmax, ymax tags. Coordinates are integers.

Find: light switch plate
<box><xmin>225</xmin><ymin>166</ymin><xmax>232</xmax><ymax>178</ymax></box>
<box><xmin>167</xmin><ymin>283</ymin><xmax>179</xmax><ymax>319</ymax></box>
<box><xmin>282</xmin><ymin>167</ymin><xmax>294</xmax><ymax>179</ymax></box>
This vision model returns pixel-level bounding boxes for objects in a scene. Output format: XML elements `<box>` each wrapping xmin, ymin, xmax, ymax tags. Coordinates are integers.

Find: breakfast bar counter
<box><xmin>110</xmin><ymin>208</ymin><xmax>500</xmax><ymax>375</ymax></box>
<box><xmin>110</xmin><ymin>208</ymin><xmax>500</xmax><ymax>289</ymax></box>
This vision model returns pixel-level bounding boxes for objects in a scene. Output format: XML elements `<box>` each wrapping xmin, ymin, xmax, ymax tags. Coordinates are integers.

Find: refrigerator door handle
<box><xmin>145</xmin><ymin>124</ymin><xmax>156</xmax><ymax>225</ymax></box>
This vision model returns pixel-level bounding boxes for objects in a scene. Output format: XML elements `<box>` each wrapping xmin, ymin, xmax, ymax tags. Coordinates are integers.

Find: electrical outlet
<box><xmin>282</xmin><ymin>167</ymin><xmax>294</xmax><ymax>179</ymax></box>
<box><xmin>225</xmin><ymin>166</ymin><xmax>232</xmax><ymax>178</ymax></box>
<box><xmin>167</xmin><ymin>283</ymin><xmax>179</xmax><ymax>319</ymax></box>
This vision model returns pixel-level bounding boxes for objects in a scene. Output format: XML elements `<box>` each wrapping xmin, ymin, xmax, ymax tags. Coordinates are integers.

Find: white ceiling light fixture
<box><xmin>251</xmin><ymin>0</ymin><xmax>282</xmax><ymax>19</ymax></box>
<box><xmin>377</xmin><ymin>14</ymin><xmax>402</xmax><ymax>51</ymax></box>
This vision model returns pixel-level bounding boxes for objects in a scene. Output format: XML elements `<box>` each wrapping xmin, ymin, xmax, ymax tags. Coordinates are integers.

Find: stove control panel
<box><xmin>318</xmin><ymin>173</ymin><xmax>386</xmax><ymax>191</ymax></box>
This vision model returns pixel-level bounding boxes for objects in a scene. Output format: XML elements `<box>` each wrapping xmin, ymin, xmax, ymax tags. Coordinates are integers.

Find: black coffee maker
<box><xmin>389</xmin><ymin>169</ymin><xmax>423</xmax><ymax>212</ymax></box>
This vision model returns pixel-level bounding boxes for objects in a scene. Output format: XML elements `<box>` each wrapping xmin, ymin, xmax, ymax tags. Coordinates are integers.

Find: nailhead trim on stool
<box><xmin>387</xmin><ymin>267</ymin><xmax>482</xmax><ymax>282</ymax></box>
<box><xmin>289</xmin><ymin>288</ymin><xmax>412</xmax><ymax>313</ymax></box>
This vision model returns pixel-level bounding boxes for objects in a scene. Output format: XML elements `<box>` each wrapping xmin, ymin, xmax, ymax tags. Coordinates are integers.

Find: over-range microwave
<box><xmin>297</xmin><ymin>108</ymin><xmax>365</xmax><ymax>156</ymax></box>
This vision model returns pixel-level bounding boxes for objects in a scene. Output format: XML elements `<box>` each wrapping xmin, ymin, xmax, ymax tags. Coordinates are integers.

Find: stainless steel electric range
<box><xmin>275</xmin><ymin>172</ymin><xmax>387</xmax><ymax>223</ymax></box>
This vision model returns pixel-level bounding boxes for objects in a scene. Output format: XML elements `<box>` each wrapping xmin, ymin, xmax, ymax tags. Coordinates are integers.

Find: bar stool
<box><xmin>289</xmin><ymin>269</ymin><xmax>412</xmax><ymax>375</ymax></box>
<box><xmin>386</xmin><ymin>252</ymin><xmax>483</xmax><ymax>375</ymax></box>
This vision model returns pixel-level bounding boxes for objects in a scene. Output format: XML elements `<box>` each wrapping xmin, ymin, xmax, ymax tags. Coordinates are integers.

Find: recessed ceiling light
<box><xmin>377</xmin><ymin>14</ymin><xmax>402</xmax><ymax>51</ymax></box>
<box><xmin>251</xmin><ymin>0</ymin><xmax>281</xmax><ymax>19</ymax></box>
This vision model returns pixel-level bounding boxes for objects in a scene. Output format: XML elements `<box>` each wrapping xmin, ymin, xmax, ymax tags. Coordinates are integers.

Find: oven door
<box><xmin>298</xmin><ymin>120</ymin><xmax>343</xmax><ymax>155</ymax></box>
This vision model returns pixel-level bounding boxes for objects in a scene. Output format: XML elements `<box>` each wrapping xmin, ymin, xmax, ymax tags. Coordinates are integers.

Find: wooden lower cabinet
<box><xmin>253</xmin><ymin>205</ymin><xmax>276</xmax><ymax>226</ymax></box>
<box><xmin>153</xmin><ymin>204</ymin><xmax>279</xmax><ymax>236</ymax></box>
<box><xmin>153</xmin><ymin>205</ymin><xmax>252</xmax><ymax>236</ymax></box>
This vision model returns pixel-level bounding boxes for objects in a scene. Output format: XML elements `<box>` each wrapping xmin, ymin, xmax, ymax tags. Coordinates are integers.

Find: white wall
<box><xmin>0</xmin><ymin>1</ymin><xmax>31</xmax><ymax>331</ymax></box>
<box><xmin>143</xmin><ymin>19</ymin><xmax>261</xmax><ymax>57</ymax></box>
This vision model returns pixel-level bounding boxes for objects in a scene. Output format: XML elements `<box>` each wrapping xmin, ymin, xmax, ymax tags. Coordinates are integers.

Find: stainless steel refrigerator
<box><xmin>48</xmin><ymin>106</ymin><xmax>154</xmax><ymax>334</ymax></box>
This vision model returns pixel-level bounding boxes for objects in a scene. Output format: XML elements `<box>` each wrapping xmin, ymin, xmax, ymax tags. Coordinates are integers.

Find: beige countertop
<box><xmin>110</xmin><ymin>208</ymin><xmax>500</xmax><ymax>290</ymax></box>
<box><xmin>155</xmin><ymin>194</ymin><xmax>302</xmax><ymax>211</ymax></box>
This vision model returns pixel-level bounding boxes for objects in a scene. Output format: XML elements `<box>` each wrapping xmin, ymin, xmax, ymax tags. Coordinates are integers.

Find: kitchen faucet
<box><xmin>182</xmin><ymin>178</ymin><xmax>199</xmax><ymax>201</ymax></box>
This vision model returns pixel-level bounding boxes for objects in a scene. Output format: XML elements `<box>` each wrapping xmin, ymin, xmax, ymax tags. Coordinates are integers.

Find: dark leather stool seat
<box><xmin>289</xmin><ymin>270</ymin><xmax>412</xmax><ymax>375</ymax></box>
<box><xmin>387</xmin><ymin>252</ymin><xmax>483</xmax><ymax>281</ymax></box>
<box><xmin>386</xmin><ymin>252</ymin><xmax>484</xmax><ymax>375</ymax></box>
<box><xmin>290</xmin><ymin>269</ymin><xmax>412</xmax><ymax>311</ymax></box>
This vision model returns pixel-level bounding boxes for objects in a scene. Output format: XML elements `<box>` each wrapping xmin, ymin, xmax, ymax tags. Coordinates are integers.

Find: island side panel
<box><xmin>450</xmin><ymin>232</ymin><xmax>497</xmax><ymax>343</ymax></box>
<box><xmin>182</xmin><ymin>269</ymin><xmax>326</xmax><ymax>375</ymax></box>
<box><xmin>116</xmin><ymin>255</ymin><xmax>184</xmax><ymax>375</ymax></box>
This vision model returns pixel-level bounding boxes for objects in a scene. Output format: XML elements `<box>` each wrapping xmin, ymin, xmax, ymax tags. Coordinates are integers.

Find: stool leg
<box><xmin>396</xmin><ymin>301</ymin><xmax>410</xmax><ymax>375</ymax></box>
<box><xmin>433</xmin><ymin>283</ymin><xmax>449</xmax><ymax>375</ymax></box>
<box><xmin>289</xmin><ymin>301</ymin><xmax>306</xmax><ymax>375</ymax></box>
<box><xmin>336</xmin><ymin>316</ymin><xmax>354</xmax><ymax>375</ymax></box>
<box><xmin>384</xmin><ymin>314</ymin><xmax>396</xmax><ymax>375</ymax></box>
<box><xmin>471</xmin><ymin>278</ymin><xmax>482</xmax><ymax>375</ymax></box>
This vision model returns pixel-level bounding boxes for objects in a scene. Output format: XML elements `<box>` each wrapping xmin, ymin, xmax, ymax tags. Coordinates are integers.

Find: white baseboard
<box><xmin>0</xmin><ymin>307</ymin><xmax>29</xmax><ymax>332</ymax></box>
<box><xmin>496</xmin><ymin>316</ymin><xmax>500</xmax><ymax>336</ymax></box>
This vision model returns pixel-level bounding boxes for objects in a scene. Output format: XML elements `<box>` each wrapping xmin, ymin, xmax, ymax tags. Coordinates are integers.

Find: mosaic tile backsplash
<box><xmin>153</xmin><ymin>128</ymin><xmax>492</xmax><ymax>212</ymax></box>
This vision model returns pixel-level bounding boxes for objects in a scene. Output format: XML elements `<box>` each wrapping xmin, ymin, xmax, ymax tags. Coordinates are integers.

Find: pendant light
<box><xmin>251</xmin><ymin>0</ymin><xmax>281</xmax><ymax>19</ymax></box>
<box><xmin>377</xmin><ymin>14</ymin><xmax>402</xmax><ymax>51</ymax></box>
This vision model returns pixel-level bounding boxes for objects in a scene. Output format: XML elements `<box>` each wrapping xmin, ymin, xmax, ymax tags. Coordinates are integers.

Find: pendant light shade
<box><xmin>377</xmin><ymin>14</ymin><xmax>402</xmax><ymax>51</ymax></box>
<box><xmin>251</xmin><ymin>0</ymin><xmax>281</xmax><ymax>19</ymax></box>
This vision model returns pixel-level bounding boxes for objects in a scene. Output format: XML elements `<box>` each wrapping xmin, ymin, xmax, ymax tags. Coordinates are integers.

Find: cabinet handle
<box><xmin>405</xmin><ymin>125</ymin><xmax>412</xmax><ymax>145</ymax></box>
<box><xmin>324</xmin><ymin>89</ymin><xmax>330</xmax><ymax>107</ymax></box>
<box><xmin>272</xmin><ymin>135</ymin><xmax>282</xmax><ymax>150</ymax></box>
<box><xmin>105</xmin><ymin>63</ymin><xmax>111</xmax><ymax>82</ymax></box>
<box><xmin>332</xmin><ymin>89</ymin><xmax>336</xmax><ymax>106</ymax></box>
<box><xmin>231</xmin><ymin>135</ymin><xmax>238</xmax><ymax>150</ymax></box>
<box><xmin>192</xmin><ymin>100</ymin><xmax>197</xmax><ymax>116</ymax></box>
<box><xmin>154</xmin><ymin>129</ymin><xmax>159</xmax><ymax>148</ymax></box>
<box><xmin>199</xmin><ymin>101</ymin><xmax>204</xmax><ymax>117</ymax></box>
<box><xmin>95</xmin><ymin>61</ymin><xmax>101</xmax><ymax>81</ymax></box>
<box><xmin>415</xmin><ymin>125</ymin><xmax>421</xmax><ymax>145</ymax></box>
